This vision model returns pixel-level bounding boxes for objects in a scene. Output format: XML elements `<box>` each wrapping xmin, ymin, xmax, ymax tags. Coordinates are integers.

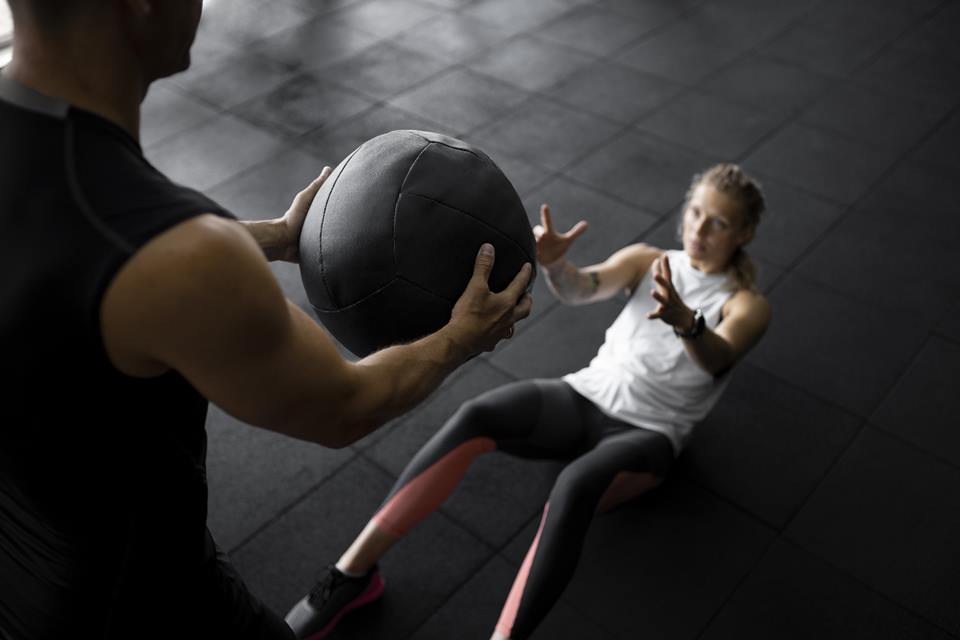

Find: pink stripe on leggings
<box><xmin>596</xmin><ymin>471</ymin><xmax>660</xmax><ymax>514</ymax></box>
<box><xmin>496</xmin><ymin>503</ymin><xmax>550</xmax><ymax>639</ymax></box>
<box><xmin>371</xmin><ymin>437</ymin><xmax>495</xmax><ymax>538</ymax></box>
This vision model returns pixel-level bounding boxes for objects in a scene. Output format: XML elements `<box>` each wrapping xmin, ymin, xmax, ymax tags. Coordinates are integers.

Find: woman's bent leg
<box><xmin>346</xmin><ymin>379</ymin><xmax>586</xmax><ymax>572</ymax></box>
<box><xmin>496</xmin><ymin>427</ymin><xmax>673</xmax><ymax>640</ymax></box>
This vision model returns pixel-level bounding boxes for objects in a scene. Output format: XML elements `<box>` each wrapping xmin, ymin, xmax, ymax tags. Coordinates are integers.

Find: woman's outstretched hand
<box><xmin>646</xmin><ymin>256</ymin><xmax>695</xmax><ymax>330</ymax></box>
<box><xmin>531</xmin><ymin>204</ymin><xmax>588</xmax><ymax>267</ymax></box>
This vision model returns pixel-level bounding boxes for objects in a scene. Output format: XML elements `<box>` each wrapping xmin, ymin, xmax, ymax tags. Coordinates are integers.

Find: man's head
<box><xmin>6</xmin><ymin>0</ymin><xmax>203</xmax><ymax>82</ymax></box>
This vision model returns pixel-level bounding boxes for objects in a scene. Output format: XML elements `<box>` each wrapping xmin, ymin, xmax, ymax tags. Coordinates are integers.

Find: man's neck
<box><xmin>3</xmin><ymin>32</ymin><xmax>144</xmax><ymax>140</ymax></box>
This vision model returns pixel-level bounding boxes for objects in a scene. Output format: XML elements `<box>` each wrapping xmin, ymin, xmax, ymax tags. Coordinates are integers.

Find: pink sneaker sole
<box><xmin>305</xmin><ymin>573</ymin><xmax>385</xmax><ymax>640</ymax></box>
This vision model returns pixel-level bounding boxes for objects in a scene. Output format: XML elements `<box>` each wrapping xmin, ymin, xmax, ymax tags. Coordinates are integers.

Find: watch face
<box><xmin>692</xmin><ymin>308</ymin><xmax>705</xmax><ymax>337</ymax></box>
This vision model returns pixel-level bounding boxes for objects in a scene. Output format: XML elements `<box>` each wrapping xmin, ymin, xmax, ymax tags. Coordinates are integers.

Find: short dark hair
<box><xmin>7</xmin><ymin>0</ymin><xmax>91</xmax><ymax>31</ymax></box>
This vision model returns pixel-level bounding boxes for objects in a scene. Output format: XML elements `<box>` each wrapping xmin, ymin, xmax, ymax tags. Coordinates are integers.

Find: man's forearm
<box><xmin>339</xmin><ymin>325</ymin><xmax>473</xmax><ymax>443</ymax></box>
<box><xmin>544</xmin><ymin>259</ymin><xmax>599</xmax><ymax>305</ymax></box>
<box><xmin>237</xmin><ymin>219</ymin><xmax>287</xmax><ymax>262</ymax></box>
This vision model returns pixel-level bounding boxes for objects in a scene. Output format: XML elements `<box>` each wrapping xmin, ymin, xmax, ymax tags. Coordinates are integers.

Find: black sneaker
<box><xmin>284</xmin><ymin>565</ymin><xmax>385</xmax><ymax>639</ymax></box>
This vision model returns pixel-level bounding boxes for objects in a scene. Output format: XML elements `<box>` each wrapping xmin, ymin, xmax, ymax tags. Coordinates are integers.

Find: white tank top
<box><xmin>563</xmin><ymin>250</ymin><xmax>735</xmax><ymax>455</ymax></box>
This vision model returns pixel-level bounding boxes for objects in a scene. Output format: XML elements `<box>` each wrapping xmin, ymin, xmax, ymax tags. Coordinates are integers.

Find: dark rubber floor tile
<box><xmin>506</xmin><ymin>477</ymin><xmax>775</xmax><ymax>640</ymax></box>
<box><xmin>410</xmin><ymin>555</ymin><xmax>617</xmax><ymax>640</ymax></box>
<box><xmin>787</xmin><ymin>427</ymin><xmax>960</xmax><ymax>636</ymax></box>
<box><xmin>872</xmin><ymin>337</ymin><xmax>960</xmax><ymax>468</ymax></box>
<box><xmin>700</xmin><ymin>538</ymin><xmax>954</xmax><ymax>640</ymax></box>
<box><xmin>743</xmin><ymin>123</ymin><xmax>898</xmax><ymax>205</ymax></box>
<box><xmin>231</xmin><ymin>457</ymin><xmax>493</xmax><ymax>639</ymax></box>
<box><xmin>746</xmin><ymin>273</ymin><xmax>928</xmax><ymax>417</ymax></box>
<box><xmin>636</xmin><ymin>89</ymin><xmax>786</xmax><ymax>159</ymax></box>
<box><xmin>679</xmin><ymin>363</ymin><xmax>861</xmax><ymax>528</ymax></box>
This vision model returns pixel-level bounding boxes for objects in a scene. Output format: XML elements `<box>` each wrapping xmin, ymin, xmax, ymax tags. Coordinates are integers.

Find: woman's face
<box><xmin>681</xmin><ymin>183</ymin><xmax>752</xmax><ymax>271</ymax></box>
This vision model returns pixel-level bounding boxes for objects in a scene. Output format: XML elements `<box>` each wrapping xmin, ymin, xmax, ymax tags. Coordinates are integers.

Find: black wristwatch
<box><xmin>674</xmin><ymin>308</ymin><xmax>705</xmax><ymax>339</ymax></box>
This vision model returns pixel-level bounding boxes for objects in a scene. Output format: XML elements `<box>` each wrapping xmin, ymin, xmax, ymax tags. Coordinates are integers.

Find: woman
<box><xmin>285</xmin><ymin>164</ymin><xmax>771</xmax><ymax>640</ymax></box>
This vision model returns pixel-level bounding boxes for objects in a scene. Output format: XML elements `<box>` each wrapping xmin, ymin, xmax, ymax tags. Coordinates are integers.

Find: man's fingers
<box><xmin>306</xmin><ymin>166</ymin><xmax>333</xmax><ymax>192</ymax></box>
<box><xmin>647</xmin><ymin>305</ymin><xmax>664</xmax><ymax>320</ymax></box>
<box><xmin>503</xmin><ymin>262</ymin><xmax>533</xmax><ymax>301</ymax></box>
<box><xmin>651</xmin><ymin>290</ymin><xmax>668</xmax><ymax>305</ymax></box>
<box><xmin>511</xmin><ymin>292</ymin><xmax>533</xmax><ymax>322</ymax></box>
<box><xmin>662</xmin><ymin>255</ymin><xmax>672</xmax><ymax>281</ymax></box>
<box><xmin>472</xmin><ymin>243</ymin><xmax>496</xmax><ymax>285</ymax></box>
<box><xmin>292</xmin><ymin>166</ymin><xmax>333</xmax><ymax>209</ymax></box>
<box><xmin>540</xmin><ymin>204</ymin><xmax>553</xmax><ymax>233</ymax></box>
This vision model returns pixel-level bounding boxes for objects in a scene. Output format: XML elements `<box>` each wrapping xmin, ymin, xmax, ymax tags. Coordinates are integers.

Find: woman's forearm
<box><xmin>679</xmin><ymin>323</ymin><xmax>736</xmax><ymax>376</ymax></box>
<box><xmin>543</xmin><ymin>259</ymin><xmax>600</xmax><ymax>305</ymax></box>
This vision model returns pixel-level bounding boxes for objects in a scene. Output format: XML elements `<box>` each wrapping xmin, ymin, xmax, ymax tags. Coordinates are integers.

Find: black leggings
<box><xmin>369</xmin><ymin>379</ymin><xmax>674</xmax><ymax>639</ymax></box>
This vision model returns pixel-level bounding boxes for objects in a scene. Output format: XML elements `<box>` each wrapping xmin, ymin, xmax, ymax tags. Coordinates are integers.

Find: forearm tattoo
<box><xmin>545</xmin><ymin>261</ymin><xmax>600</xmax><ymax>304</ymax></box>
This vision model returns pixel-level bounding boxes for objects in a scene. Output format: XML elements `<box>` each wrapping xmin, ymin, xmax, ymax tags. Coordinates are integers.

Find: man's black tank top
<box><xmin>0</xmin><ymin>73</ymin><xmax>239</xmax><ymax>638</ymax></box>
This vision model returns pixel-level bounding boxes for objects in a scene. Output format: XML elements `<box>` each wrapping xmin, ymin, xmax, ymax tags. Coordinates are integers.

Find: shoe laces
<box><xmin>309</xmin><ymin>565</ymin><xmax>348</xmax><ymax>604</ymax></box>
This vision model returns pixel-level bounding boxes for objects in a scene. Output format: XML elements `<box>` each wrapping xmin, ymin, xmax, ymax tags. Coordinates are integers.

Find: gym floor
<box><xmin>140</xmin><ymin>0</ymin><xmax>959</xmax><ymax>638</ymax></box>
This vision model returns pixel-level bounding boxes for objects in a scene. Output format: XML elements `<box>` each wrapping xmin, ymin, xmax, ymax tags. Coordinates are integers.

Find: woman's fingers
<box><xmin>652</xmin><ymin>274</ymin><xmax>677</xmax><ymax>297</ymax></box>
<box><xmin>540</xmin><ymin>204</ymin><xmax>553</xmax><ymax>233</ymax></box>
<box><xmin>563</xmin><ymin>220</ymin><xmax>589</xmax><ymax>241</ymax></box>
<box><xmin>652</xmin><ymin>272</ymin><xmax>673</xmax><ymax>295</ymax></box>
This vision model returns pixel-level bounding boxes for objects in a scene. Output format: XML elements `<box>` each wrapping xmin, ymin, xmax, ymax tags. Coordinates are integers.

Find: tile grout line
<box><xmin>781</xmin><ymin>534</ymin><xmax>960</xmax><ymax>640</ymax></box>
<box><xmin>739</xmin><ymin>0</ymin><xmax>960</xmax><ymax>296</ymax></box>
<box><xmin>444</xmin><ymin>0</ymin><xmax>705</xmax><ymax>221</ymax></box>
<box><xmin>691</xmin><ymin>533</ymin><xmax>780</xmax><ymax>640</ymax></box>
<box><xmin>225</xmin><ymin>450</ymin><xmax>362</xmax><ymax>556</ymax></box>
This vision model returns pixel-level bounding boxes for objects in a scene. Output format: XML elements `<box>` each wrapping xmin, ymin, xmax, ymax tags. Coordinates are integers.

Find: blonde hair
<box><xmin>682</xmin><ymin>164</ymin><xmax>765</xmax><ymax>292</ymax></box>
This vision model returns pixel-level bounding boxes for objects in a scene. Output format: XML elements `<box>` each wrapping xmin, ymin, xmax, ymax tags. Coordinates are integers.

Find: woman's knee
<box><xmin>444</xmin><ymin>381</ymin><xmax>541</xmax><ymax>442</ymax></box>
<box><xmin>444</xmin><ymin>397</ymin><xmax>500</xmax><ymax>440</ymax></box>
<box><xmin>547</xmin><ymin>466</ymin><xmax>607</xmax><ymax>519</ymax></box>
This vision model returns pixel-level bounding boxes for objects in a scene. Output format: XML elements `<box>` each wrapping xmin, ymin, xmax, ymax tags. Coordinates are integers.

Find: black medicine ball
<box><xmin>299</xmin><ymin>130</ymin><xmax>535</xmax><ymax>358</ymax></box>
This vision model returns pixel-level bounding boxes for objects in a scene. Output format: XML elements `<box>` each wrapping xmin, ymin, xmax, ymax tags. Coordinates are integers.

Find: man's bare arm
<box><xmin>236</xmin><ymin>166</ymin><xmax>332</xmax><ymax>263</ymax></box>
<box><xmin>237</xmin><ymin>219</ymin><xmax>289</xmax><ymax>261</ymax></box>
<box><xmin>101</xmin><ymin>214</ymin><xmax>531</xmax><ymax>448</ymax></box>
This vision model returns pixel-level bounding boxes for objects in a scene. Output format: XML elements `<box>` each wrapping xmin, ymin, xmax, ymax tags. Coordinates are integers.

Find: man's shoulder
<box><xmin>100</xmin><ymin>213</ymin><xmax>265</xmax><ymax>376</ymax></box>
<box><xmin>70</xmin><ymin>113</ymin><xmax>235</xmax><ymax>237</ymax></box>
